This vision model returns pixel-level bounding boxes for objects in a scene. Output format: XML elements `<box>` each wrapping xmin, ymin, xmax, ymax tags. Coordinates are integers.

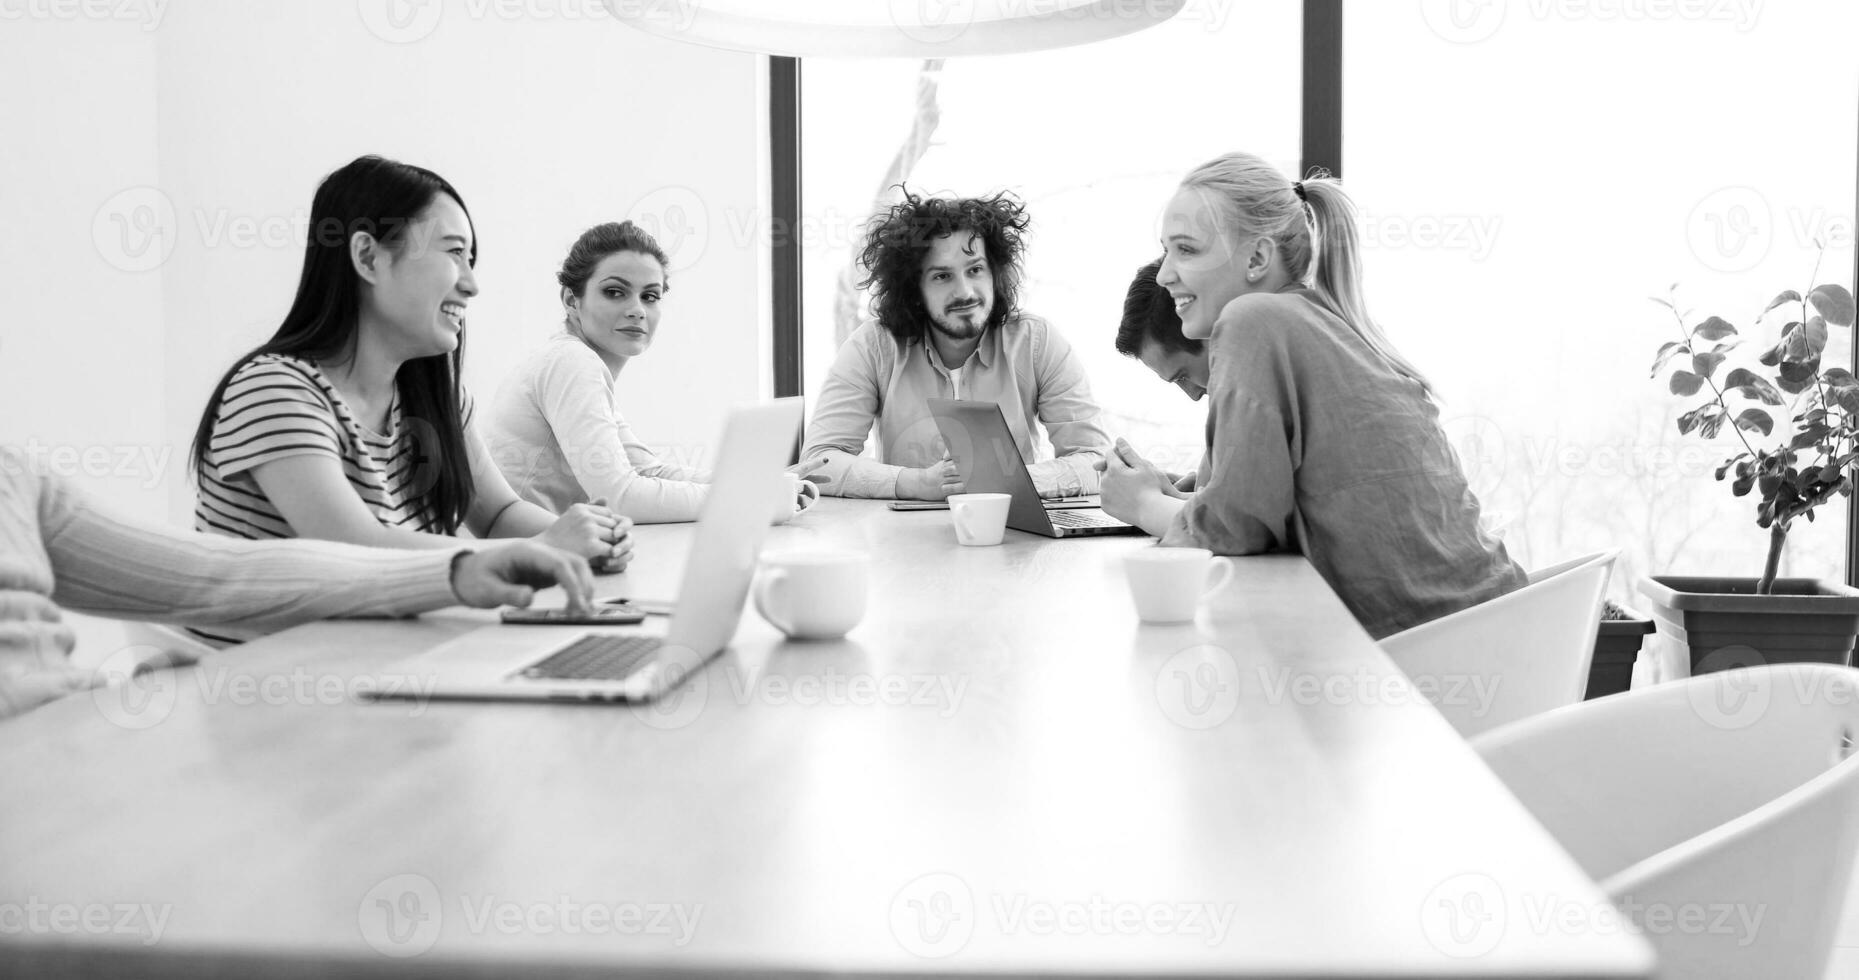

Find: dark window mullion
<box><xmin>770</xmin><ymin>55</ymin><xmax>803</xmax><ymax>403</ymax></box>
<box><xmin>1301</xmin><ymin>0</ymin><xmax>1343</xmax><ymax>179</ymax></box>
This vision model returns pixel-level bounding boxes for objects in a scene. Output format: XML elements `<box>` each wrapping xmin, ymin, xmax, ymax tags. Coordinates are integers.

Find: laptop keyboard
<box><xmin>1048</xmin><ymin>510</ymin><xmax>1130</xmax><ymax>529</ymax></box>
<box><xmin>517</xmin><ymin>635</ymin><xmax>662</xmax><ymax>682</ymax></box>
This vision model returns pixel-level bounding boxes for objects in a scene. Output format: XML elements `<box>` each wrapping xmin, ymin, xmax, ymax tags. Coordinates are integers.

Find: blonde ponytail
<box><xmin>1180</xmin><ymin>153</ymin><xmax>1433</xmax><ymax>396</ymax></box>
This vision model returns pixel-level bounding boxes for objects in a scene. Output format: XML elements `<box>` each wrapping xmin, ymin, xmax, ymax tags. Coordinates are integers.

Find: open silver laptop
<box><xmin>926</xmin><ymin>398</ymin><xmax>1144</xmax><ymax>539</ymax></box>
<box><xmin>375</xmin><ymin>399</ymin><xmax>802</xmax><ymax>704</ymax></box>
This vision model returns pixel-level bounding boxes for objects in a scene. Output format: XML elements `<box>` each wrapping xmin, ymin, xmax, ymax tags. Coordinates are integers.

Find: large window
<box><xmin>1344</xmin><ymin>3</ymin><xmax>1858</xmax><ymax>595</ymax></box>
<box><xmin>799</xmin><ymin>1</ymin><xmax>1302</xmax><ymax>478</ymax></box>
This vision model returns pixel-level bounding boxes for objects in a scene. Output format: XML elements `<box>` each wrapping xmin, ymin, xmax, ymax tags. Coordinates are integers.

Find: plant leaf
<box><xmin>1721</xmin><ymin>367</ymin><xmax>1783</xmax><ymax>405</ymax></box>
<box><xmin>1692</xmin><ymin>351</ymin><xmax>1727</xmax><ymax>379</ymax></box>
<box><xmin>1758</xmin><ymin>343</ymin><xmax>1783</xmax><ymax>367</ymax></box>
<box><xmin>1805</xmin><ymin>316</ymin><xmax>1829</xmax><ymax>357</ymax></box>
<box><xmin>1779</xmin><ymin>358</ymin><xmax>1821</xmax><ymax>394</ymax></box>
<box><xmin>1765</xmin><ymin>290</ymin><xmax>1803</xmax><ymax>314</ymax></box>
<box><xmin>1669</xmin><ymin>370</ymin><xmax>1704</xmax><ymax>396</ymax></box>
<box><xmin>1691</xmin><ymin>316</ymin><xmax>1737</xmax><ymax>341</ymax></box>
<box><xmin>1809</xmin><ymin>284</ymin><xmax>1857</xmax><ymax>327</ymax></box>
<box><xmin>1650</xmin><ymin>340</ymin><xmax>1690</xmax><ymax>376</ymax></box>
<box><xmin>1733</xmin><ymin>408</ymin><xmax>1774</xmax><ymax>437</ymax></box>
<box><xmin>1791</xmin><ymin>423</ymin><xmax>1832</xmax><ymax>449</ymax></box>
<box><xmin>1678</xmin><ymin>403</ymin><xmax>1727</xmax><ymax>436</ymax></box>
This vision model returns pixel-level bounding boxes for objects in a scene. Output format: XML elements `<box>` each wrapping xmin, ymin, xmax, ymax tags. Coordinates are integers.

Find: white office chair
<box><xmin>1379</xmin><ymin>550</ymin><xmax>1617</xmax><ymax>738</ymax></box>
<box><xmin>1473</xmin><ymin>664</ymin><xmax>1859</xmax><ymax>980</ymax></box>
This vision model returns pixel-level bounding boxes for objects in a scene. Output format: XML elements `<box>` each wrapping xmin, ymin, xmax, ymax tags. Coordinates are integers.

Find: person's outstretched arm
<box><xmin>525</xmin><ymin>342</ymin><xmax>709</xmax><ymax>523</ymax></box>
<box><xmin>801</xmin><ymin>329</ymin><xmax>913</xmax><ymax>498</ymax></box>
<box><xmin>45</xmin><ymin>472</ymin><xmax>594</xmax><ymax>631</ymax></box>
<box><xmin>1027</xmin><ymin>322</ymin><xmax>1109</xmax><ymax>498</ymax></box>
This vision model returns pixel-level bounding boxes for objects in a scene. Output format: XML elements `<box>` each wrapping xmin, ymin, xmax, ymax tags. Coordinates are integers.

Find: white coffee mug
<box><xmin>948</xmin><ymin>492</ymin><xmax>1011</xmax><ymax>546</ymax></box>
<box><xmin>1123</xmin><ymin>547</ymin><xmax>1236</xmax><ymax>623</ymax></box>
<box><xmin>753</xmin><ymin>550</ymin><xmax>869</xmax><ymax>640</ymax></box>
<box><xmin>770</xmin><ymin>475</ymin><xmax>820</xmax><ymax>526</ymax></box>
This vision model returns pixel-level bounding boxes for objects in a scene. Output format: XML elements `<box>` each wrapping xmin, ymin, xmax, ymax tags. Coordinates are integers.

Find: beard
<box><xmin>929</xmin><ymin>301</ymin><xmax>989</xmax><ymax>343</ymax></box>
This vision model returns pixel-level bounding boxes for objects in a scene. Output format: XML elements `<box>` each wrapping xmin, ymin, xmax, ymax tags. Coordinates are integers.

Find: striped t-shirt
<box><xmin>195</xmin><ymin>354</ymin><xmax>467</xmax><ymax>540</ymax></box>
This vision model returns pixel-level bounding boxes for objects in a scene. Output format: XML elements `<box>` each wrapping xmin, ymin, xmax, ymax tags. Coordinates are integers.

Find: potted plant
<box><xmin>1587</xmin><ymin>599</ymin><xmax>1654</xmax><ymax>699</ymax></box>
<box><xmin>1646</xmin><ymin>265</ymin><xmax>1859</xmax><ymax>674</ymax></box>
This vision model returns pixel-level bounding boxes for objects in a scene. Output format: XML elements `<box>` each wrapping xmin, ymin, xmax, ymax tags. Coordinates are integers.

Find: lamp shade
<box><xmin>601</xmin><ymin>0</ymin><xmax>1186</xmax><ymax>58</ymax></box>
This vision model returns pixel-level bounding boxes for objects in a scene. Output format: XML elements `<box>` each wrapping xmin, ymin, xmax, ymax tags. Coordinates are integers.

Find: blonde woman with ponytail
<box><xmin>1100</xmin><ymin>152</ymin><xmax>1523</xmax><ymax>638</ymax></box>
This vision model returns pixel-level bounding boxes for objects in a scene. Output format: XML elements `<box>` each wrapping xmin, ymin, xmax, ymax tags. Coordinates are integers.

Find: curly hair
<box><xmin>856</xmin><ymin>189</ymin><xmax>1030</xmax><ymax>346</ymax></box>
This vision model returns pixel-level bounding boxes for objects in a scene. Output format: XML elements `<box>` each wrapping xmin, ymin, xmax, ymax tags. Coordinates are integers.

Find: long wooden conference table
<box><xmin>0</xmin><ymin>499</ymin><xmax>1654</xmax><ymax>978</ymax></box>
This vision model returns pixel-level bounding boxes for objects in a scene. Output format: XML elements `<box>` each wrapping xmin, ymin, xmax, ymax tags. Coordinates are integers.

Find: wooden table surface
<box><xmin>0</xmin><ymin>499</ymin><xmax>1655</xmax><ymax>978</ymax></box>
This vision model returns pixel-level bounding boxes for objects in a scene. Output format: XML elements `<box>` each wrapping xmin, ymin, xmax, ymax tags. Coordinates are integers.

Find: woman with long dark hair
<box><xmin>1101</xmin><ymin>152</ymin><xmax>1523</xmax><ymax>639</ymax></box>
<box><xmin>192</xmin><ymin>156</ymin><xmax>630</xmax><ymax>570</ymax></box>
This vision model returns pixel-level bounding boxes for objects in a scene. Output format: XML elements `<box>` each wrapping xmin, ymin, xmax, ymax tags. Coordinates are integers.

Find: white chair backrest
<box><xmin>1380</xmin><ymin>550</ymin><xmax>1617</xmax><ymax>738</ymax></box>
<box><xmin>1475</xmin><ymin>664</ymin><xmax>1859</xmax><ymax>980</ymax></box>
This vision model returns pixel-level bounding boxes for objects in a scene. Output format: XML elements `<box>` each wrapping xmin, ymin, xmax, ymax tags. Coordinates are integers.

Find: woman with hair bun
<box><xmin>1101</xmin><ymin>152</ymin><xmax>1524</xmax><ymax>638</ymax></box>
<box><xmin>488</xmin><ymin>221</ymin><xmax>819</xmax><ymax>524</ymax></box>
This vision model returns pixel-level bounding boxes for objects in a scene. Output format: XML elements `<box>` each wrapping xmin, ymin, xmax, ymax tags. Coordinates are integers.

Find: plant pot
<box><xmin>1586</xmin><ymin>605</ymin><xmax>1654</xmax><ymax>700</ymax></box>
<box><xmin>1638</xmin><ymin>576</ymin><xmax>1859</xmax><ymax>677</ymax></box>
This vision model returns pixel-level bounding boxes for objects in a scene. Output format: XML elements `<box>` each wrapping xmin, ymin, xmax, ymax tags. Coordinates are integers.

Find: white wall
<box><xmin>0</xmin><ymin>16</ymin><xmax>168</xmax><ymax>523</ymax></box>
<box><xmin>3</xmin><ymin>0</ymin><xmax>770</xmax><ymax>525</ymax></box>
